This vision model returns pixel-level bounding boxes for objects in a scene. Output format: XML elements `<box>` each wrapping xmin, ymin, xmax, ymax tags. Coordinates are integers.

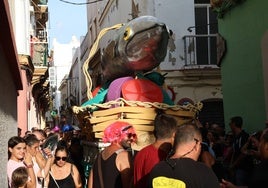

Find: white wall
<box><xmin>14</xmin><ymin>0</ymin><xmax>31</xmax><ymax>55</ymax></box>
<box><xmin>153</xmin><ymin>0</ymin><xmax>195</xmax><ymax>70</ymax></box>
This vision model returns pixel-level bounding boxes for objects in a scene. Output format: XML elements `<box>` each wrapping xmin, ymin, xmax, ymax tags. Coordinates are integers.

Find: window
<box><xmin>194</xmin><ymin>1</ymin><xmax>218</xmax><ymax>65</ymax></box>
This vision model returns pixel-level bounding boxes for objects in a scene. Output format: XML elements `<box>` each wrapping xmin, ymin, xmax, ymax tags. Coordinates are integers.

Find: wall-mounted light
<box><xmin>187</xmin><ymin>23</ymin><xmax>218</xmax><ymax>33</ymax></box>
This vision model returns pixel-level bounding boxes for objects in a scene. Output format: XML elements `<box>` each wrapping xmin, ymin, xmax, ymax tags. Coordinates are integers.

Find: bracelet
<box><xmin>47</xmin><ymin>154</ymin><xmax>53</xmax><ymax>158</ymax></box>
<box><xmin>26</xmin><ymin>164</ymin><xmax>33</xmax><ymax>168</ymax></box>
<box><xmin>23</xmin><ymin>162</ymin><xmax>33</xmax><ymax>168</ymax></box>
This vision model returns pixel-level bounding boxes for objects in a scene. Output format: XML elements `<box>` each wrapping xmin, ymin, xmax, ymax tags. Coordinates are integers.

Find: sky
<box><xmin>47</xmin><ymin>0</ymin><xmax>87</xmax><ymax>45</ymax></box>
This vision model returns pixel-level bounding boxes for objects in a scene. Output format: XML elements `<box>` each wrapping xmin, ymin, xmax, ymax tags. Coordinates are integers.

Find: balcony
<box><xmin>31</xmin><ymin>0</ymin><xmax>48</xmax><ymax>40</ymax></box>
<box><xmin>31</xmin><ymin>41</ymin><xmax>48</xmax><ymax>67</ymax></box>
<box><xmin>181</xmin><ymin>34</ymin><xmax>224</xmax><ymax>76</ymax></box>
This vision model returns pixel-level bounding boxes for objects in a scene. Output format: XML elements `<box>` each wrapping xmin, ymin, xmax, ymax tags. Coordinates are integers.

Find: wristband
<box><xmin>47</xmin><ymin>154</ymin><xmax>53</xmax><ymax>158</ymax></box>
<box><xmin>26</xmin><ymin>163</ymin><xmax>33</xmax><ymax>168</ymax></box>
<box><xmin>24</xmin><ymin>162</ymin><xmax>33</xmax><ymax>168</ymax></box>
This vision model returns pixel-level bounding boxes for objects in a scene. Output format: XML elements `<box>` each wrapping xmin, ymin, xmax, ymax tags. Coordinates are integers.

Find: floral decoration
<box><xmin>210</xmin><ymin>0</ymin><xmax>246</xmax><ymax>18</ymax></box>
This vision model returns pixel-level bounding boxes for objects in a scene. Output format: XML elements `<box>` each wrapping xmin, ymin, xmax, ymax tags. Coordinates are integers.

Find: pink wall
<box><xmin>17</xmin><ymin>69</ymin><xmax>29</xmax><ymax>136</ymax></box>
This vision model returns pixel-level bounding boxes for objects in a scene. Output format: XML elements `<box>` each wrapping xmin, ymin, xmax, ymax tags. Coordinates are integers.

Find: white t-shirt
<box><xmin>33</xmin><ymin>157</ymin><xmax>43</xmax><ymax>188</ymax></box>
<box><xmin>7</xmin><ymin>159</ymin><xmax>25</xmax><ymax>187</ymax></box>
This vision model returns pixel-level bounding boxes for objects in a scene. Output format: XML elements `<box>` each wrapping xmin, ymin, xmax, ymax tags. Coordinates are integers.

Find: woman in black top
<box><xmin>47</xmin><ymin>142</ymin><xmax>82</xmax><ymax>188</ymax></box>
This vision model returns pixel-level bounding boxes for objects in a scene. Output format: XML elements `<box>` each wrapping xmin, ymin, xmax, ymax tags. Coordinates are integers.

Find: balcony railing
<box><xmin>183</xmin><ymin>34</ymin><xmax>218</xmax><ymax>67</ymax></box>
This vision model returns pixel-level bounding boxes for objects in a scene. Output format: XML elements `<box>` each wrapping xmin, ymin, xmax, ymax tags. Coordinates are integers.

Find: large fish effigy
<box><xmin>72</xmin><ymin>16</ymin><xmax>202</xmax><ymax>150</ymax></box>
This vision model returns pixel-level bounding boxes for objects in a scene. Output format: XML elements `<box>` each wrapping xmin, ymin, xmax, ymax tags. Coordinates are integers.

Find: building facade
<box><xmin>1</xmin><ymin>1</ymin><xmax>23</xmax><ymax>185</ymax></box>
<box><xmin>1</xmin><ymin>0</ymin><xmax>50</xmax><ymax>184</ymax></box>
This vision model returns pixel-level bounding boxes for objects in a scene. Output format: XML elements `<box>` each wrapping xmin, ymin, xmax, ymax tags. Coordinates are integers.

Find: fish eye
<box><xmin>124</xmin><ymin>27</ymin><xmax>133</xmax><ymax>41</ymax></box>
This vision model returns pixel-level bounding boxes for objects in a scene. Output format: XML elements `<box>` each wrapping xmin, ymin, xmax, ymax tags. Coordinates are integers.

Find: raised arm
<box><xmin>24</xmin><ymin>151</ymin><xmax>36</xmax><ymax>188</ymax></box>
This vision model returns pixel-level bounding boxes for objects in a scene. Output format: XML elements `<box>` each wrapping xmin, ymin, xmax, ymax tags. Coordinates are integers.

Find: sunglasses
<box><xmin>122</xmin><ymin>125</ymin><xmax>133</xmax><ymax>132</ymax></box>
<box><xmin>55</xmin><ymin>156</ymin><xmax>67</xmax><ymax>161</ymax></box>
<box><xmin>127</xmin><ymin>133</ymin><xmax>136</xmax><ymax>139</ymax></box>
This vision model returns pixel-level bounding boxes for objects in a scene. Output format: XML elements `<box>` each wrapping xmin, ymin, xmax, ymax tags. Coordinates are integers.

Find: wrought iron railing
<box><xmin>183</xmin><ymin>34</ymin><xmax>218</xmax><ymax>66</ymax></box>
<box><xmin>31</xmin><ymin>41</ymin><xmax>48</xmax><ymax>67</ymax></box>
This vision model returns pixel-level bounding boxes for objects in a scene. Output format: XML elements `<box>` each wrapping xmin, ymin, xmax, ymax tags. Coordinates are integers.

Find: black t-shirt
<box><xmin>232</xmin><ymin>130</ymin><xmax>249</xmax><ymax>159</ymax></box>
<box><xmin>148</xmin><ymin>157</ymin><xmax>220</xmax><ymax>188</ymax></box>
<box><xmin>232</xmin><ymin>130</ymin><xmax>250</xmax><ymax>170</ymax></box>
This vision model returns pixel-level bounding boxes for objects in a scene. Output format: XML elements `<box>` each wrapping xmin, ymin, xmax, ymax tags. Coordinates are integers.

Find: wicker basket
<box><xmin>72</xmin><ymin>98</ymin><xmax>202</xmax><ymax>150</ymax></box>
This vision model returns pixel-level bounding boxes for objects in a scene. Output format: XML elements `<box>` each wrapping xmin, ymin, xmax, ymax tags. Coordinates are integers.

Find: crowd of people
<box><xmin>7</xmin><ymin>114</ymin><xmax>268</xmax><ymax>188</ymax></box>
<box><xmin>8</xmin><ymin>127</ymin><xmax>83</xmax><ymax>188</ymax></box>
